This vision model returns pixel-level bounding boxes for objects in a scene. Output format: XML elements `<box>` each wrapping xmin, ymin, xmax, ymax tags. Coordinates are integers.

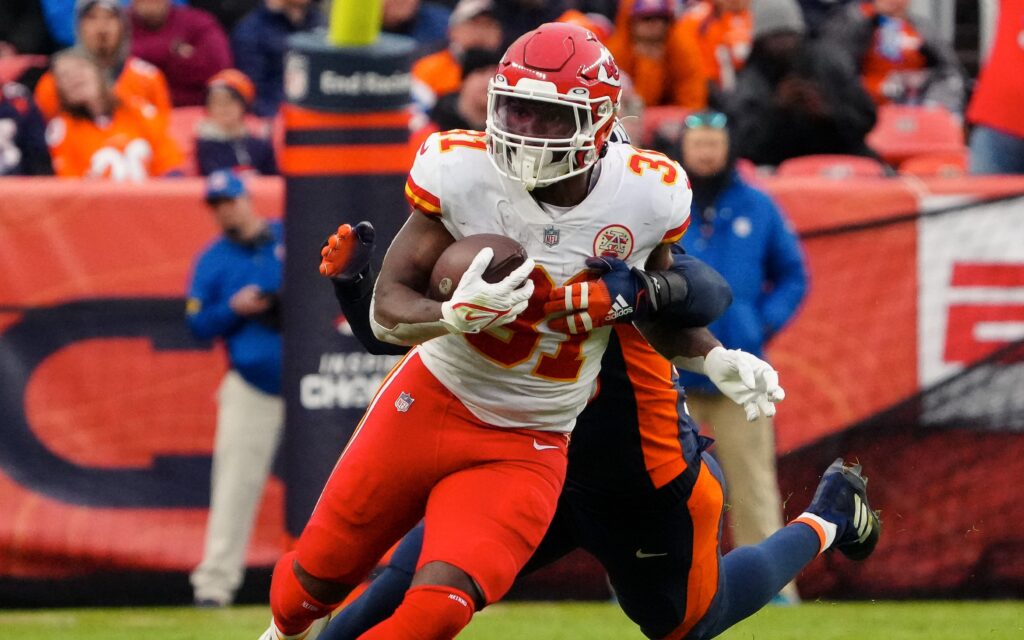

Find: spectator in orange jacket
<box><xmin>556</xmin><ymin>9</ymin><xmax>614</xmax><ymax>43</ymax></box>
<box><xmin>680</xmin><ymin>0</ymin><xmax>753</xmax><ymax>94</ymax></box>
<box><xmin>427</xmin><ymin>47</ymin><xmax>500</xmax><ymax>133</ymax></box>
<box><xmin>822</xmin><ymin>0</ymin><xmax>965</xmax><ymax>113</ymax></box>
<box><xmin>607</xmin><ymin>0</ymin><xmax>708</xmax><ymax>109</ymax></box>
<box><xmin>46</xmin><ymin>50</ymin><xmax>183</xmax><ymax>179</ymax></box>
<box><xmin>35</xmin><ymin>0</ymin><xmax>172</xmax><ymax>126</ymax></box>
<box><xmin>411</xmin><ymin>0</ymin><xmax>502</xmax><ymax>110</ymax></box>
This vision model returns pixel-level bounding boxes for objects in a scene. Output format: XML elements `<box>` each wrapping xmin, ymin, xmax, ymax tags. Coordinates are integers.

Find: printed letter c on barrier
<box><xmin>0</xmin><ymin>298</ymin><xmax>215</xmax><ymax>507</ymax></box>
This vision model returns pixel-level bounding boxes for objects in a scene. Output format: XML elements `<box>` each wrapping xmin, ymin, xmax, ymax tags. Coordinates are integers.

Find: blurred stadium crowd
<box><xmin>0</xmin><ymin>0</ymin><xmax>1020</xmax><ymax>181</ymax></box>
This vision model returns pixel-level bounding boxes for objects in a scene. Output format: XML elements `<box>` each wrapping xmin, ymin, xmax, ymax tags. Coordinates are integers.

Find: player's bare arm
<box><xmin>370</xmin><ymin>213</ymin><xmax>456</xmax><ymax>345</ymax></box>
<box><xmin>371</xmin><ymin>214</ymin><xmax>537</xmax><ymax>345</ymax></box>
<box><xmin>637</xmin><ymin>321</ymin><xmax>721</xmax><ymax>361</ymax></box>
<box><xmin>636</xmin><ymin>314</ymin><xmax>786</xmax><ymax>421</ymax></box>
<box><xmin>644</xmin><ymin>242</ymin><xmax>674</xmax><ymax>271</ymax></box>
<box><xmin>545</xmin><ymin>240</ymin><xmax>782</xmax><ymax>420</ymax></box>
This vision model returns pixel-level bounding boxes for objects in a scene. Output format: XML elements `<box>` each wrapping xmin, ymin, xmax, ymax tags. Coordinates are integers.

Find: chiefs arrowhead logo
<box><xmin>596</xmin><ymin>57</ymin><xmax>621</xmax><ymax>88</ymax></box>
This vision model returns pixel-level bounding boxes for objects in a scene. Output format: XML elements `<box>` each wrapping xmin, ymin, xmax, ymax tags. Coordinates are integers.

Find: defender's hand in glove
<box><xmin>320</xmin><ymin>221</ymin><xmax>375</xmax><ymax>280</ymax></box>
<box><xmin>703</xmin><ymin>346</ymin><xmax>786</xmax><ymax>421</ymax></box>
<box><xmin>545</xmin><ymin>257</ymin><xmax>649</xmax><ymax>334</ymax></box>
<box><xmin>440</xmin><ymin>248</ymin><xmax>535</xmax><ymax>334</ymax></box>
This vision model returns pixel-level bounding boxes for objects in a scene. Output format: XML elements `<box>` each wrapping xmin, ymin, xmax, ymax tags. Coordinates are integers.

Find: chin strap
<box><xmin>520</xmin><ymin>153</ymin><xmax>538</xmax><ymax>191</ymax></box>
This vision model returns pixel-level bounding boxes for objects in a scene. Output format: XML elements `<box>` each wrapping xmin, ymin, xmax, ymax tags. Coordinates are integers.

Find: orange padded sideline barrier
<box><xmin>0</xmin><ymin>174</ymin><xmax>1022</xmax><ymax>602</ymax></box>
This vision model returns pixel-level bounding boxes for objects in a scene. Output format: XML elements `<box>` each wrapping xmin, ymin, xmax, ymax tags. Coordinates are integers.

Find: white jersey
<box><xmin>404</xmin><ymin>129</ymin><xmax>691</xmax><ymax>432</ymax></box>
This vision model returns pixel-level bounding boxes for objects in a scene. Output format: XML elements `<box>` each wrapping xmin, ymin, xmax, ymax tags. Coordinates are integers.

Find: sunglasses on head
<box><xmin>684</xmin><ymin>112</ymin><xmax>728</xmax><ymax>130</ymax></box>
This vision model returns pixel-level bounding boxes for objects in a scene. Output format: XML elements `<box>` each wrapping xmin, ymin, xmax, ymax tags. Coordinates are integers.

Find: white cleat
<box><xmin>258</xmin><ymin>614</ymin><xmax>331</xmax><ymax>640</ymax></box>
<box><xmin>257</xmin><ymin>621</ymin><xmax>276</xmax><ymax>640</ymax></box>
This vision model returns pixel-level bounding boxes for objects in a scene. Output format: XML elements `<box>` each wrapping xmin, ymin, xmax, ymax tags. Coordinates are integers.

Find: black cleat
<box><xmin>806</xmin><ymin>458</ymin><xmax>881</xmax><ymax>561</ymax></box>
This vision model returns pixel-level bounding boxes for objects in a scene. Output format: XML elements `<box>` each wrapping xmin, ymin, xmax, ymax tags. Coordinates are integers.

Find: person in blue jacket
<box><xmin>673</xmin><ymin>111</ymin><xmax>809</xmax><ymax>605</ymax></box>
<box><xmin>186</xmin><ymin>169</ymin><xmax>285</xmax><ymax>607</ymax></box>
<box><xmin>231</xmin><ymin>0</ymin><xmax>325</xmax><ymax>117</ymax></box>
<box><xmin>39</xmin><ymin>0</ymin><xmax>187</xmax><ymax>49</ymax></box>
<box><xmin>381</xmin><ymin>0</ymin><xmax>451</xmax><ymax>55</ymax></box>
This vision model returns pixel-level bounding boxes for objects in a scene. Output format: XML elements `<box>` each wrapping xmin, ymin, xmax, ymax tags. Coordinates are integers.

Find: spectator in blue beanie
<box><xmin>39</xmin><ymin>0</ymin><xmax>186</xmax><ymax>48</ymax></box>
<box><xmin>232</xmin><ymin>0</ymin><xmax>325</xmax><ymax>117</ymax></box>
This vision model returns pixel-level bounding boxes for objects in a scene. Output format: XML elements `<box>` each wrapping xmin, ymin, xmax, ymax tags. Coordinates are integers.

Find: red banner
<box><xmin>1</xmin><ymin>175</ymin><xmax>1022</xmax><ymax>601</ymax></box>
<box><xmin>0</xmin><ymin>178</ymin><xmax>285</xmax><ymax>584</ymax></box>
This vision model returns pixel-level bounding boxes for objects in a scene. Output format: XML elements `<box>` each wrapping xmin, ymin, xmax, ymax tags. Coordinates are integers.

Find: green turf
<box><xmin>0</xmin><ymin>601</ymin><xmax>1020</xmax><ymax>639</ymax></box>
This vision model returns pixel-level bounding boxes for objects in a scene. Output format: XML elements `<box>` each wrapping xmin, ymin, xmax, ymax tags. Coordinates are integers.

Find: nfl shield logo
<box><xmin>283</xmin><ymin>52</ymin><xmax>309</xmax><ymax>101</ymax></box>
<box><xmin>395</xmin><ymin>392</ymin><xmax>414</xmax><ymax>413</ymax></box>
<box><xmin>543</xmin><ymin>226</ymin><xmax>560</xmax><ymax>247</ymax></box>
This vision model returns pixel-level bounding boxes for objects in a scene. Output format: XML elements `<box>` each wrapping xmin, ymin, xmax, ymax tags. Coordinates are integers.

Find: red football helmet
<box><xmin>487</xmin><ymin>22</ymin><xmax>623</xmax><ymax>190</ymax></box>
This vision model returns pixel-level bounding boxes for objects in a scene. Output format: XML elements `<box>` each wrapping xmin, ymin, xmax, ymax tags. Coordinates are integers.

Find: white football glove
<box><xmin>440</xmin><ymin>248</ymin><xmax>535</xmax><ymax>335</ymax></box>
<box><xmin>683</xmin><ymin>346</ymin><xmax>786</xmax><ymax>421</ymax></box>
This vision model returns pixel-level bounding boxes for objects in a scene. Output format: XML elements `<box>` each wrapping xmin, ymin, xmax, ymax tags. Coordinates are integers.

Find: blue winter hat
<box><xmin>205</xmin><ymin>170</ymin><xmax>247</xmax><ymax>203</ymax></box>
<box><xmin>76</xmin><ymin>0</ymin><xmax>123</xmax><ymax>20</ymax></box>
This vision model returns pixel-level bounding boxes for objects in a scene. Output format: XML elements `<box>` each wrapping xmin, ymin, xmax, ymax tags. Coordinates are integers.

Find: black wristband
<box><xmin>331</xmin><ymin>265</ymin><xmax>375</xmax><ymax>300</ymax></box>
<box><xmin>642</xmin><ymin>256</ymin><xmax>732</xmax><ymax>328</ymax></box>
<box><xmin>631</xmin><ymin>267</ymin><xmax>690</xmax><ymax>318</ymax></box>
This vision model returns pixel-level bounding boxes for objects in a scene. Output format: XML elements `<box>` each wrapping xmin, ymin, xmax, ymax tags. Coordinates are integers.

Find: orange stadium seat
<box><xmin>867</xmin><ymin>104</ymin><xmax>965</xmax><ymax>166</ymax></box>
<box><xmin>898</xmin><ymin>149</ymin><xmax>969</xmax><ymax>178</ymax></box>
<box><xmin>639</xmin><ymin>105</ymin><xmax>690</xmax><ymax>147</ymax></box>
<box><xmin>775</xmin><ymin>154</ymin><xmax>888</xmax><ymax>178</ymax></box>
<box><xmin>735</xmin><ymin>157</ymin><xmax>766</xmax><ymax>185</ymax></box>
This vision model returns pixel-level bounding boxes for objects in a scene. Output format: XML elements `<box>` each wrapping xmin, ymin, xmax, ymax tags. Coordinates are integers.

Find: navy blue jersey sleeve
<box><xmin>667</xmin><ymin>250</ymin><xmax>733</xmax><ymax>327</ymax></box>
<box><xmin>331</xmin><ymin>271</ymin><xmax>409</xmax><ymax>357</ymax></box>
<box><xmin>643</xmin><ymin>248</ymin><xmax>732</xmax><ymax>329</ymax></box>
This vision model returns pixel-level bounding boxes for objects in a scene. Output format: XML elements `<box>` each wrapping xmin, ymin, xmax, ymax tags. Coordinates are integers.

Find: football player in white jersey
<box><xmin>262</xmin><ymin>22</ymin><xmax>878</xmax><ymax>640</ymax></box>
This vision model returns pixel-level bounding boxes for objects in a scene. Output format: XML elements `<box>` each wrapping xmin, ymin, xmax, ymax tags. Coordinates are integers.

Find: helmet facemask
<box><xmin>486</xmin><ymin>75</ymin><xmax>616</xmax><ymax>191</ymax></box>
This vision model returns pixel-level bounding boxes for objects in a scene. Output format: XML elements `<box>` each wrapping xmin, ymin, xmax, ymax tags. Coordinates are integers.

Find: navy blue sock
<box><xmin>319</xmin><ymin>523</ymin><xmax>425</xmax><ymax>640</ymax></box>
<box><xmin>708</xmin><ymin>523</ymin><xmax>820</xmax><ymax>636</ymax></box>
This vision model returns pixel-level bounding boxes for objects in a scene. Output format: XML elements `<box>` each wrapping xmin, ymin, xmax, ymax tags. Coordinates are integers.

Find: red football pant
<box><xmin>269</xmin><ymin>550</ymin><xmax>333</xmax><ymax>635</ymax></box>
<box><xmin>275</xmin><ymin>351</ymin><xmax>568</xmax><ymax>632</ymax></box>
<box><xmin>359</xmin><ymin>585</ymin><xmax>475</xmax><ymax>640</ymax></box>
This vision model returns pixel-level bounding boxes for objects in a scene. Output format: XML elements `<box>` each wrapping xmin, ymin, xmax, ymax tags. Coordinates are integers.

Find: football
<box><xmin>428</xmin><ymin>234</ymin><xmax>529</xmax><ymax>301</ymax></box>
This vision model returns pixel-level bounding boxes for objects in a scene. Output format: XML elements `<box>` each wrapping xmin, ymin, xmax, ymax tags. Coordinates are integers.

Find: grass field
<box><xmin>0</xmin><ymin>601</ymin><xmax>1022</xmax><ymax>640</ymax></box>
